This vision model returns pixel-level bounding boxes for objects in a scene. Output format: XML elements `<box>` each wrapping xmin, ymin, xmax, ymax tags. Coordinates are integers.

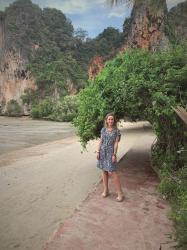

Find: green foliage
<box><xmin>167</xmin><ymin>1</ymin><xmax>187</xmax><ymax>45</ymax></box>
<box><xmin>31</xmin><ymin>97</ymin><xmax>54</xmax><ymax>119</ymax></box>
<box><xmin>28</xmin><ymin>52</ymin><xmax>86</xmax><ymax>96</ymax></box>
<box><xmin>6</xmin><ymin>99</ymin><xmax>22</xmax><ymax>117</ymax></box>
<box><xmin>152</xmin><ymin>134</ymin><xmax>187</xmax><ymax>249</ymax></box>
<box><xmin>5</xmin><ymin>0</ymin><xmax>74</xmax><ymax>58</ymax></box>
<box><xmin>4</xmin><ymin>0</ymin><xmax>87</xmax><ymax>109</ymax></box>
<box><xmin>94</xmin><ymin>27</ymin><xmax>124</xmax><ymax>57</ymax></box>
<box><xmin>74</xmin><ymin>43</ymin><xmax>187</xmax><ymax>147</ymax></box>
<box><xmin>2</xmin><ymin>1</ymin><xmax>126</xmax><ymax>121</ymax></box>
<box><xmin>73</xmin><ymin>83</ymin><xmax>108</xmax><ymax>147</ymax></box>
<box><xmin>123</xmin><ymin>17</ymin><xmax>132</xmax><ymax>42</ymax></box>
<box><xmin>31</xmin><ymin>95</ymin><xmax>79</xmax><ymax>122</ymax></box>
<box><xmin>21</xmin><ymin>88</ymin><xmax>39</xmax><ymax>105</ymax></box>
<box><xmin>73</xmin><ymin>27</ymin><xmax>124</xmax><ymax>73</ymax></box>
<box><xmin>49</xmin><ymin>95</ymin><xmax>79</xmax><ymax>122</ymax></box>
<box><xmin>158</xmin><ymin>161</ymin><xmax>187</xmax><ymax>249</ymax></box>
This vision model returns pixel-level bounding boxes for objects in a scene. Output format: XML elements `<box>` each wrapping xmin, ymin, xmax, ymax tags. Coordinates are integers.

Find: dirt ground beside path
<box><xmin>44</xmin><ymin>129</ymin><xmax>176</xmax><ymax>250</ymax></box>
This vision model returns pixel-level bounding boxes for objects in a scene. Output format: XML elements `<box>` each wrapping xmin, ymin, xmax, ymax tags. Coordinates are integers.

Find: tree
<box><xmin>74</xmin><ymin>28</ymin><xmax>88</xmax><ymax>42</ymax></box>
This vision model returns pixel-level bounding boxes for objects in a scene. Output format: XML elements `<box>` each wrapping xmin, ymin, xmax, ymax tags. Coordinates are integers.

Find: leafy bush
<box><xmin>21</xmin><ymin>88</ymin><xmax>39</xmax><ymax>106</ymax></box>
<box><xmin>48</xmin><ymin>95</ymin><xmax>79</xmax><ymax>122</ymax></box>
<box><xmin>155</xmin><ymin>142</ymin><xmax>187</xmax><ymax>249</ymax></box>
<box><xmin>30</xmin><ymin>95</ymin><xmax>78</xmax><ymax>122</ymax></box>
<box><xmin>31</xmin><ymin>97</ymin><xmax>54</xmax><ymax>118</ymax></box>
<box><xmin>6</xmin><ymin>99</ymin><xmax>22</xmax><ymax>116</ymax></box>
<box><xmin>73</xmin><ymin>43</ymin><xmax>187</xmax><ymax>149</ymax></box>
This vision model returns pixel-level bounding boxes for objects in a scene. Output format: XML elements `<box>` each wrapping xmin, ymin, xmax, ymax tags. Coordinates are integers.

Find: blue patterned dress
<box><xmin>97</xmin><ymin>127</ymin><xmax>121</xmax><ymax>172</ymax></box>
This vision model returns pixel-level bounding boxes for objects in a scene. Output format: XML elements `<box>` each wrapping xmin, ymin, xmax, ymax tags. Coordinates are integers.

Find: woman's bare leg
<box><xmin>101</xmin><ymin>170</ymin><xmax>109</xmax><ymax>196</ymax></box>
<box><xmin>110</xmin><ymin>171</ymin><xmax>124</xmax><ymax>200</ymax></box>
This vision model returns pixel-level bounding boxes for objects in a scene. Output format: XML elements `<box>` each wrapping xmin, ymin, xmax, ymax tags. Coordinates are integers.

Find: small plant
<box><xmin>31</xmin><ymin>97</ymin><xmax>54</xmax><ymax>118</ymax></box>
<box><xmin>49</xmin><ymin>95</ymin><xmax>79</xmax><ymax>122</ymax></box>
<box><xmin>6</xmin><ymin>99</ymin><xmax>22</xmax><ymax>117</ymax></box>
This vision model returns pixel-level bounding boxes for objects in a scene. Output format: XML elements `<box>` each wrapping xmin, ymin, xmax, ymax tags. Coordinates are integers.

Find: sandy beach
<box><xmin>0</xmin><ymin>119</ymin><xmax>154</xmax><ymax>250</ymax></box>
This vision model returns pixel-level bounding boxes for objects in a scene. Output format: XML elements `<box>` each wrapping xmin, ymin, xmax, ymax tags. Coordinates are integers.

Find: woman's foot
<box><xmin>116</xmin><ymin>192</ymin><xmax>124</xmax><ymax>202</ymax></box>
<box><xmin>101</xmin><ymin>190</ymin><xmax>109</xmax><ymax>198</ymax></box>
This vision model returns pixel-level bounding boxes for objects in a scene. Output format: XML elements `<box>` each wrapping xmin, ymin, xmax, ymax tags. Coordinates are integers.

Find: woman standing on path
<box><xmin>96</xmin><ymin>113</ymin><xmax>124</xmax><ymax>202</ymax></box>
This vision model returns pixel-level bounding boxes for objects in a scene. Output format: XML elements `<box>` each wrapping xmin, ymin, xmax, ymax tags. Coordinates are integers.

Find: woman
<box><xmin>96</xmin><ymin>113</ymin><xmax>124</xmax><ymax>202</ymax></box>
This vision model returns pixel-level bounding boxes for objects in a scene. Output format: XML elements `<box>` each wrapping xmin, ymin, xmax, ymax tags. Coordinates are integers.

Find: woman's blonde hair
<box><xmin>104</xmin><ymin>112</ymin><xmax>117</xmax><ymax>128</ymax></box>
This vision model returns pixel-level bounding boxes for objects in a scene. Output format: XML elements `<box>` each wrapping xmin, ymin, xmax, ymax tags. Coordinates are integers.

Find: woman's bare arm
<box><xmin>113</xmin><ymin>135</ymin><xmax>120</xmax><ymax>155</ymax></box>
<box><xmin>96</xmin><ymin>137</ymin><xmax>103</xmax><ymax>152</ymax></box>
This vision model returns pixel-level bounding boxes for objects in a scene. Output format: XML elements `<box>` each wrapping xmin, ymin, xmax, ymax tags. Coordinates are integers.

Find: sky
<box><xmin>0</xmin><ymin>0</ymin><xmax>185</xmax><ymax>38</ymax></box>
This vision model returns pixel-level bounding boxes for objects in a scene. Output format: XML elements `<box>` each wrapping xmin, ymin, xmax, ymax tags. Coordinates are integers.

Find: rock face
<box><xmin>89</xmin><ymin>0</ymin><xmax>171</xmax><ymax>79</ymax></box>
<box><xmin>0</xmin><ymin>50</ymin><xmax>37</xmax><ymax>115</ymax></box>
<box><xmin>168</xmin><ymin>0</ymin><xmax>187</xmax><ymax>42</ymax></box>
<box><xmin>0</xmin><ymin>0</ymin><xmax>186</xmax><ymax>110</ymax></box>
<box><xmin>122</xmin><ymin>0</ymin><xmax>170</xmax><ymax>52</ymax></box>
<box><xmin>0</xmin><ymin>11</ymin><xmax>37</xmax><ymax>115</ymax></box>
<box><xmin>88</xmin><ymin>56</ymin><xmax>105</xmax><ymax>80</ymax></box>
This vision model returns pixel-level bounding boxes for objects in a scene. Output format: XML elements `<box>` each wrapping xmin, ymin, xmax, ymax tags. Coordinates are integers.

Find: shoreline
<box><xmin>0</xmin><ymin>116</ymin><xmax>76</xmax><ymax>156</ymax></box>
<box><xmin>0</xmin><ymin>121</ymin><xmax>154</xmax><ymax>250</ymax></box>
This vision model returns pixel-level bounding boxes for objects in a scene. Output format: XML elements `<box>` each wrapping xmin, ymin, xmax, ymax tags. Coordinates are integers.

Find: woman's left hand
<box><xmin>112</xmin><ymin>155</ymin><xmax>116</xmax><ymax>163</ymax></box>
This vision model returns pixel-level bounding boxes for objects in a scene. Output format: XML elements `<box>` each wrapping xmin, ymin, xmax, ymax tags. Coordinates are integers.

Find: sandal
<box><xmin>101</xmin><ymin>191</ymin><xmax>109</xmax><ymax>198</ymax></box>
<box><xmin>116</xmin><ymin>192</ymin><xmax>124</xmax><ymax>202</ymax></box>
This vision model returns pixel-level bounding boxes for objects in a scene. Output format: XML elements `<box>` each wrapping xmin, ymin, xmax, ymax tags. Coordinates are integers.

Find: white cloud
<box><xmin>107</xmin><ymin>2</ymin><xmax>132</xmax><ymax>18</ymax></box>
<box><xmin>0</xmin><ymin>0</ymin><xmax>185</xmax><ymax>14</ymax></box>
<box><xmin>107</xmin><ymin>0</ymin><xmax>185</xmax><ymax>18</ymax></box>
<box><xmin>45</xmin><ymin>0</ymin><xmax>89</xmax><ymax>14</ymax></box>
<box><xmin>167</xmin><ymin>0</ymin><xmax>185</xmax><ymax>9</ymax></box>
<box><xmin>43</xmin><ymin>0</ymin><xmax>106</xmax><ymax>14</ymax></box>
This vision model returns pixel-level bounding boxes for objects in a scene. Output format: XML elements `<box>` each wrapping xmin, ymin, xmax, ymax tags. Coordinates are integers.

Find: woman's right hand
<box><xmin>96</xmin><ymin>152</ymin><xmax>100</xmax><ymax>160</ymax></box>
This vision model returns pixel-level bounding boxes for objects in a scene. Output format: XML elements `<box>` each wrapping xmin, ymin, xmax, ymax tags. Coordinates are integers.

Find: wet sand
<box><xmin>0</xmin><ymin>120</ymin><xmax>154</xmax><ymax>250</ymax></box>
<box><xmin>0</xmin><ymin>116</ymin><xmax>76</xmax><ymax>155</ymax></box>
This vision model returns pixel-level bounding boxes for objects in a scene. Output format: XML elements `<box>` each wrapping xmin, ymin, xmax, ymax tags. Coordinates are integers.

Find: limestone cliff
<box><xmin>168</xmin><ymin>0</ymin><xmax>187</xmax><ymax>42</ymax></box>
<box><xmin>0</xmin><ymin>0</ymin><xmax>80</xmax><ymax>116</ymax></box>
<box><xmin>121</xmin><ymin>0</ymin><xmax>170</xmax><ymax>52</ymax></box>
<box><xmin>0</xmin><ymin>49</ymin><xmax>37</xmax><ymax>115</ymax></box>
<box><xmin>0</xmin><ymin>9</ymin><xmax>37</xmax><ymax>115</ymax></box>
<box><xmin>88</xmin><ymin>56</ymin><xmax>106</xmax><ymax>80</ymax></box>
<box><xmin>0</xmin><ymin>0</ymin><xmax>186</xmax><ymax>112</ymax></box>
<box><xmin>89</xmin><ymin>0</ymin><xmax>171</xmax><ymax>79</ymax></box>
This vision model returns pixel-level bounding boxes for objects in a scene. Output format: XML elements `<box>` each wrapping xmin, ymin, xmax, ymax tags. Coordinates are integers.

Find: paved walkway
<box><xmin>44</xmin><ymin>129</ymin><xmax>176</xmax><ymax>250</ymax></box>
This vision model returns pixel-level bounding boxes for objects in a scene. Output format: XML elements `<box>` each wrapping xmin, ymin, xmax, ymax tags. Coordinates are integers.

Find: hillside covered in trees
<box><xmin>0</xmin><ymin>0</ymin><xmax>124</xmax><ymax>118</ymax></box>
<box><xmin>1</xmin><ymin>0</ymin><xmax>186</xmax><ymax>120</ymax></box>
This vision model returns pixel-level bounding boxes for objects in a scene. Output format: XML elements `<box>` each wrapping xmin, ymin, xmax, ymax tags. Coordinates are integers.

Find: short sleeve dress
<box><xmin>97</xmin><ymin>127</ymin><xmax>121</xmax><ymax>172</ymax></box>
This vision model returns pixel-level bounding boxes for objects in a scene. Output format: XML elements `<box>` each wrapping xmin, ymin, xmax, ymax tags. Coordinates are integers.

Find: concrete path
<box><xmin>0</xmin><ymin>121</ymin><xmax>144</xmax><ymax>250</ymax></box>
<box><xmin>44</xmin><ymin>125</ymin><xmax>175</xmax><ymax>250</ymax></box>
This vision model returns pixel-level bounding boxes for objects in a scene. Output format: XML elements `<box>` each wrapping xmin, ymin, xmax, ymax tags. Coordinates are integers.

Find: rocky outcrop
<box><xmin>89</xmin><ymin>0</ymin><xmax>171</xmax><ymax>79</ymax></box>
<box><xmin>88</xmin><ymin>56</ymin><xmax>106</xmax><ymax>80</ymax></box>
<box><xmin>121</xmin><ymin>0</ymin><xmax>170</xmax><ymax>52</ymax></box>
<box><xmin>0</xmin><ymin>12</ymin><xmax>5</xmax><ymax>58</ymax></box>
<box><xmin>168</xmin><ymin>0</ymin><xmax>187</xmax><ymax>42</ymax></box>
<box><xmin>1</xmin><ymin>0</ymin><xmax>186</xmax><ymax>108</ymax></box>
<box><xmin>0</xmin><ymin>8</ymin><xmax>37</xmax><ymax>115</ymax></box>
<box><xmin>0</xmin><ymin>0</ymin><xmax>85</xmax><ymax>115</ymax></box>
<box><xmin>0</xmin><ymin>49</ymin><xmax>37</xmax><ymax>115</ymax></box>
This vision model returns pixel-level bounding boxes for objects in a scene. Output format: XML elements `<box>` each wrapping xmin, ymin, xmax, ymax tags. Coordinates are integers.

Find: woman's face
<box><xmin>106</xmin><ymin>115</ymin><xmax>114</xmax><ymax>126</ymax></box>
